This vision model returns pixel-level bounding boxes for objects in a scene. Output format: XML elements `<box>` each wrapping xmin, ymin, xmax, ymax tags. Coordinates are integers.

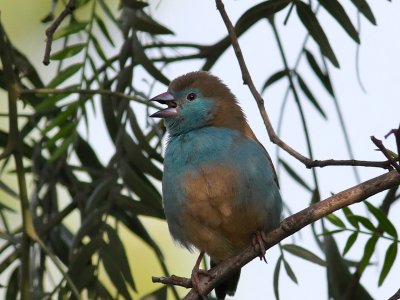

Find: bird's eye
<box><xmin>186</xmin><ymin>93</ymin><xmax>197</xmax><ymax>101</ymax></box>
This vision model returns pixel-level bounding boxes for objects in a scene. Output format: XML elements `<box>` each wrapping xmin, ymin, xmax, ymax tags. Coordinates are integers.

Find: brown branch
<box><xmin>152</xmin><ymin>275</ymin><xmax>192</xmax><ymax>289</ymax></box>
<box><xmin>43</xmin><ymin>0</ymin><xmax>76</xmax><ymax>65</ymax></box>
<box><xmin>385</xmin><ymin>125</ymin><xmax>400</xmax><ymax>159</ymax></box>
<box><xmin>371</xmin><ymin>136</ymin><xmax>400</xmax><ymax>172</ymax></box>
<box><xmin>214</xmin><ymin>0</ymin><xmax>393</xmax><ymax>171</ymax></box>
<box><xmin>151</xmin><ymin>170</ymin><xmax>400</xmax><ymax>299</ymax></box>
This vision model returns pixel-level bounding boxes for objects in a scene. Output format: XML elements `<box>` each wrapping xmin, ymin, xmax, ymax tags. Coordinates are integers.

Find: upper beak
<box><xmin>149</xmin><ymin>92</ymin><xmax>178</xmax><ymax>118</ymax></box>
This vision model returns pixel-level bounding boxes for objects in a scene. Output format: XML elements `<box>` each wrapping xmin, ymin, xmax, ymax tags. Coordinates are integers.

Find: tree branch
<box><xmin>151</xmin><ymin>170</ymin><xmax>400</xmax><ymax>299</ymax></box>
<box><xmin>214</xmin><ymin>0</ymin><xmax>392</xmax><ymax>171</ymax></box>
<box><xmin>43</xmin><ymin>0</ymin><xmax>76</xmax><ymax>65</ymax></box>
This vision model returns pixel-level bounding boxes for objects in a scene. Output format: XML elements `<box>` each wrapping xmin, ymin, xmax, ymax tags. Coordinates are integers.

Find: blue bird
<box><xmin>150</xmin><ymin>71</ymin><xmax>282</xmax><ymax>299</ymax></box>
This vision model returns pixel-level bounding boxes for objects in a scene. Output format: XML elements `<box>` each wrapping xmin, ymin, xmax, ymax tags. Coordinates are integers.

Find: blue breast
<box><xmin>162</xmin><ymin>126</ymin><xmax>282</xmax><ymax>248</ymax></box>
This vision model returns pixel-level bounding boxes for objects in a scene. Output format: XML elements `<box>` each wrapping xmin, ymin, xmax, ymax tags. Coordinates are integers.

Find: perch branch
<box><xmin>371</xmin><ymin>136</ymin><xmax>400</xmax><ymax>172</ymax></box>
<box><xmin>152</xmin><ymin>170</ymin><xmax>400</xmax><ymax>299</ymax></box>
<box><xmin>43</xmin><ymin>0</ymin><xmax>76</xmax><ymax>65</ymax></box>
<box><xmin>214</xmin><ymin>0</ymin><xmax>392</xmax><ymax>170</ymax></box>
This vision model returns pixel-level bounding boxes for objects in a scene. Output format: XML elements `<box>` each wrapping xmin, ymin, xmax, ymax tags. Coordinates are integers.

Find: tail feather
<box><xmin>211</xmin><ymin>259</ymin><xmax>241</xmax><ymax>299</ymax></box>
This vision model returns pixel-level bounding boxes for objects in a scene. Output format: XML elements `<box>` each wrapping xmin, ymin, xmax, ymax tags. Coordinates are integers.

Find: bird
<box><xmin>149</xmin><ymin>71</ymin><xmax>282</xmax><ymax>299</ymax></box>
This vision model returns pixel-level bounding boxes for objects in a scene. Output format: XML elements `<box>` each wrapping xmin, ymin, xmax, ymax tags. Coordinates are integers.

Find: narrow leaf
<box><xmin>279</xmin><ymin>159</ymin><xmax>312</xmax><ymax>191</ymax></box>
<box><xmin>90</xmin><ymin>33</ymin><xmax>108</xmax><ymax>62</ymax></box>
<box><xmin>348</xmin><ymin>215</ymin><xmax>376</xmax><ymax>232</ymax></box>
<box><xmin>358</xmin><ymin>236</ymin><xmax>378</xmax><ymax>274</ymax></box>
<box><xmin>140</xmin><ymin>287</ymin><xmax>168</xmax><ymax>300</ymax></box>
<box><xmin>296</xmin><ymin>73</ymin><xmax>327</xmax><ymax>119</ymax></box>
<box><xmin>53</xmin><ymin>22</ymin><xmax>89</xmax><ymax>40</ymax></box>
<box><xmin>295</xmin><ymin>1</ymin><xmax>339</xmax><ymax>67</ymax></box>
<box><xmin>342</xmin><ymin>206</ymin><xmax>359</xmax><ymax>229</ymax></box>
<box><xmin>273</xmin><ymin>256</ymin><xmax>282</xmax><ymax>300</ymax></box>
<box><xmin>305</xmin><ymin>49</ymin><xmax>334</xmax><ymax>96</ymax></box>
<box><xmin>350</xmin><ymin>0</ymin><xmax>376</xmax><ymax>25</ymax></box>
<box><xmin>261</xmin><ymin>69</ymin><xmax>289</xmax><ymax>92</ymax></box>
<box><xmin>121</xmin><ymin>0</ymin><xmax>149</xmax><ymax>9</ymax></box>
<box><xmin>94</xmin><ymin>14</ymin><xmax>115</xmax><ymax>46</ymax></box>
<box><xmin>282</xmin><ymin>244</ymin><xmax>326</xmax><ymax>266</ymax></box>
<box><xmin>319</xmin><ymin>0</ymin><xmax>360</xmax><ymax>43</ymax></box>
<box><xmin>50</xmin><ymin>44</ymin><xmax>85</xmax><ymax>60</ymax></box>
<box><xmin>283</xmin><ymin>259</ymin><xmax>298</xmax><ymax>284</ymax></box>
<box><xmin>378</xmin><ymin>242</ymin><xmax>398</xmax><ymax>286</ymax></box>
<box><xmin>326</xmin><ymin>214</ymin><xmax>346</xmax><ymax>228</ymax></box>
<box><xmin>365</xmin><ymin>201</ymin><xmax>397</xmax><ymax>238</ymax></box>
<box><xmin>343</xmin><ymin>232</ymin><xmax>358</xmax><ymax>256</ymax></box>
<box><xmin>47</xmin><ymin>63</ymin><xmax>83</xmax><ymax>88</ymax></box>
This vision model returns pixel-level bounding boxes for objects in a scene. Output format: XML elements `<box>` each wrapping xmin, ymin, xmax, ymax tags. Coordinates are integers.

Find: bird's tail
<box><xmin>211</xmin><ymin>259</ymin><xmax>241</xmax><ymax>299</ymax></box>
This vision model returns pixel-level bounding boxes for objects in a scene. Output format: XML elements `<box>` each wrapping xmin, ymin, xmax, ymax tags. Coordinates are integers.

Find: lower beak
<box><xmin>149</xmin><ymin>92</ymin><xmax>178</xmax><ymax>118</ymax></box>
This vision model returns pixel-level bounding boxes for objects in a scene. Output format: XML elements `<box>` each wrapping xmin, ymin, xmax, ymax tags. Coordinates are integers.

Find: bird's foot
<box><xmin>191</xmin><ymin>251</ymin><xmax>214</xmax><ymax>297</ymax></box>
<box><xmin>253</xmin><ymin>231</ymin><xmax>268</xmax><ymax>263</ymax></box>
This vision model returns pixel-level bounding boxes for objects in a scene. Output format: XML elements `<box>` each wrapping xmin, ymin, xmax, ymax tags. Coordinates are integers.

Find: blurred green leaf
<box><xmin>140</xmin><ymin>286</ymin><xmax>168</xmax><ymax>300</ymax></box>
<box><xmin>273</xmin><ymin>256</ymin><xmax>282</xmax><ymax>300</ymax></box>
<box><xmin>50</xmin><ymin>44</ymin><xmax>86</xmax><ymax>61</ymax></box>
<box><xmin>90</xmin><ymin>33</ymin><xmax>108</xmax><ymax>62</ymax></box>
<box><xmin>53</xmin><ymin>22</ymin><xmax>89</xmax><ymax>40</ymax></box>
<box><xmin>69</xmin><ymin>235</ymin><xmax>104</xmax><ymax>273</ymax></box>
<box><xmin>348</xmin><ymin>215</ymin><xmax>376</xmax><ymax>232</ymax></box>
<box><xmin>85</xmin><ymin>176</ymin><xmax>115</xmax><ymax>212</ymax></box>
<box><xmin>365</xmin><ymin>201</ymin><xmax>398</xmax><ymax>238</ymax></box>
<box><xmin>282</xmin><ymin>244</ymin><xmax>326</xmax><ymax>266</ymax></box>
<box><xmin>342</xmin><ymin>206</ymin><xmax>359</xmax><ymax>229</ymax></box>
<box><xmin>279</xmin><ymin>158</ymin><xmax>312</xmax><ymax>191</ymax></box>
<box><xmin>5</xmin><ymin>266</ymin><xmax>19</xmax><ymax>300</ymax></box>
<box><xmin>103</xmin><ymin>224</ymin><xmax>137</xmax><ymax>291</ymax></box>
<box><xmin>350</xmin><ymin>0</ymin><xmax>376</xmax><ymax>25</ymax></box>
<box><xmin>283</xmin><ymin>259</ymin><xmax>298</xmax><ymax>284</ymax></box>
<box><xmin>295</xmin><ymin>1</ymin><xmax>339</xmax><ymax>67</ymax></box>
<box><xmin>121</xmin><ymin>0</ymin><xmax>149</xmax><ymax>9</ymax></box>
<box><xmin>295</xmin><ymin>72</ymin><xmax>327</xmax><ymax>119</ymax></box>
<box><xmin>318</xmin><ymin>0</ymin><xmax>360</xmax><ymax>43</ymax></box>
<box><xmin>326</xmin><ymin>214</ymin><xmax>346</xmax><ymax>228</ymax></box>
<box><xmin>378</xmin><ymin>242</ymin><xmax>397</xmax><ymax>286</ymax></box>
<box><xmin>47</xmin><ymin>63</ymin><xmax>83</xmax><ymax>88</ymax></box>
<box><xmin>304</xmin><ymin>49</ymin><xmax>334</xmax><ymax>96</ymax></box>
<box><xmin>94</xmin><ymin>14</ymin><xmax>115</xmax><ymax>46</ymax></box>
<box><xmin>359</xmin><ymin>236</ymin><xmax>378</xmax><ymax>274</ymax></box>
<box><xmin>343</xmin><ymin>231</ymin><xmax>358</xmax><ymax>256</ymax></box>
<box><xmin>261</xmin><ymin>69</ymin><xmax>289</xmax><ymax>92</ymax></box>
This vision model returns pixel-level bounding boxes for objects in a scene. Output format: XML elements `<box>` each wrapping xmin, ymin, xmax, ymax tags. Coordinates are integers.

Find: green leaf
<box><xmin>261</xmin><ymin>69</ymin><xmax>289</xmax><ymax>92</ymax></box>
<box><xmin>47</xmin><ymin>63</ymin><xmax>83</xmax><ymax>88</ymax></box>
<box><xmin>348</xmin><ymin>215</ymin><xmax>376</xmax><ymax>232</ymax></box>
<box><xmin>129</xmin><ymin>10</ymin><xmax>173</xmax><ymax>35</ymax></box>
<box><xmin>295</xmin><ymin>73</ymin><xmax>327</xmax><ymax>119</ymax></box>
<box><xmin>350</xmin><ymin>0</ymin><xmax>376</xmax><ymax>25</ymax></box>
<box><xmin>295</xmin><ymin>1</ymin><xmax>339</xmax><ymax>67</ymax></box>
<box><xmin>365</xmin><ymin>201</ymin><xmax>398</xmax><ymax>238</ymax></box>
<box><xmin>50</xmin><ymin>44</ymin><xmax>85</xmax><ymax>61</ymax></box>
<box><xmin>85</xmin><ymin>176</ymin><xmax>115</xmax><ymax>212</ymax></box>
<box><xmin>304</xmin><ymin>49</ymin><xmax>334</xmax><ymax>96</ymax></box>
<box><xmin>5</xmin><ymin>266</ymin><xmax>19</xmax><ymax>300</ymax></box>
<box><xmin>53</xmin><ymin>21</ymin><xmax>89</xmax><ymax>40</ymax></box>
<box><xmin>342</xmin><ymin>206</ymin><xmax>359</xmax><ymax>229</ymax></box>
<box><xmin>279</xmin><ymin>158</ymin><xmax>312</xmax><ymax>191</ymax></box>
<box><xmin>358</xmin><ymin>236</ymin><xmax>378</xmax><ymax>274</ymax></box>
<box><xmin>282</xmin><ymin>244</ymin><xmax>326</xmax><ymax>266</ymax></box>
<box><xmin>103</xmin><ymin>224</ymin><xmax>137</xmax><ymax>291</ymax></box>
<box><xmin>69</xmin><ymin>235</ymin><xmax>104</xmax><ymax>273</ymax></box>
<box><xmin>318</xmin><ymin>0</ymin><xmax>360</xmax><ymax>43</ymax></box>
<box><xmin>283</xmin><ymin>259</ymin><xmax>298</xmax><ymax>284</ymax></box>
<box><xmin>44</xmin><ymin>122</ymin><xmax>77</xmax><ymax>149</ymax></box>
<box><xmin>378</xmin><ymin>242</ymin><xmax>398</xmax><ymax>286</ymax></box>
<box><xmin>112</xmin><ymin>193</ymin><xmax>165</xmax><ymax>219</ymax></box>
<box><xmin>273</xmin><ymin>256</ymin><xmax>282</xmax><ymax>300</ymax></box>
<box><xmin>318</xmin><ymin>229</ymin><xmax>345</xmax><ymax>236</ymax></box>
<box><xmin>343</xmin><ymin>231</ymin><xmax>358</xmax><ymax>256</ymax></box>
<box><xmin>35</xmin><ymin>84</ymin><xmax>80</xmax><ymax>110</ymax></box>
<box><xmin>94</xmin><ymin>14</ymin><xmax>115</xmax><ymax>46</ymax></box>
<box><xmin>0</xmin><ymin>180</ymin><xmax>19</xmax><ymax>199</ymax></box>
<box><xmin>90</xmin><ymin>33</ymin><xmax>108</xmax><ymax>62</ymax></box>
<box><xmin>98</xmin><ymin>0</ymin><xmax>119</xmax><ymax>26</ymax></box>
<box><xmin>326</xmin><ymin>214</ymin><xmax>346</xmax><ymax>228</ymax></box>
<box><xmin>42</xmin><ymin>101</ymin><xmax>79</xmax><ymax>134</ymax></box>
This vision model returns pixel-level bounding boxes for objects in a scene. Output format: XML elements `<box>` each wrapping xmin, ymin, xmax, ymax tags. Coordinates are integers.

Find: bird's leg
<box><xmin>191</xmin><ymin>251</ymin><xmax>213</xmax><ymax>296</ymax></box>
<box><xmin>253</xmin><ymin>231</ymin><xmax>268</xmax><ymax>263</ymax></box>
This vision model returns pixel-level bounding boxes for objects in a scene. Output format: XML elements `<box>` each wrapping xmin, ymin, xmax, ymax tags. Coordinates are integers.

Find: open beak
<box><xmin>149</xmin><ymin>92</ymin><xmax>178</xmax><ymax>118</ymax></box>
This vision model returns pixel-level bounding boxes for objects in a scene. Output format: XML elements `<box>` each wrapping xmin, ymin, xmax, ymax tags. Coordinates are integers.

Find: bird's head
<box><xmin>149</xmin><ymin>71</ymin><xmax>248</xmax><ymax>136</ymax></box>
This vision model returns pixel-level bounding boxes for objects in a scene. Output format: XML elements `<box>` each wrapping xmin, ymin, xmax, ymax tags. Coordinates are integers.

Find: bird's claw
<box><xmin>253</xmin><ymin>231</ymin><xmax>268</xmax><ymax>263</ymax></box>
<box><xmin>191</xmin><ymin>251</ymin><xmax>214</xmax><ymax>297</ymax></box>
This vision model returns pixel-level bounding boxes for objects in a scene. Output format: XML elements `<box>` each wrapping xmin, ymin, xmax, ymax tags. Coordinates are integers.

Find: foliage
<box><xmin>0</xmin><ymin>0</ymin><xmax>398</xmax><ymax>299</ymax></box>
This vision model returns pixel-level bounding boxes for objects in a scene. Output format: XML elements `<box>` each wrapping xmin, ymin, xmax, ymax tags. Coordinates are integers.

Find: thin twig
<box><xmin>214</xmin><ymin>0</ymin><xmax>391</xmax><ymax>171</ymax></box>
<box><xmin>371</xmin><ymin>136</ymin><xmax>400</xmax><ymax>172</ymax></box>
<box><xmin>20</xmin><ymin>88</ymin><xmax>161</xmax><ymax>109</ymax></box>
<box><xmin>152</xmin><ymin>275</ymin><xmax>192</xmax><ymax>289</ymax></box>
<box><xmin>43</xmin><ymin>0</ymin><xmax>76</xmax><ymax>65</ymax></box>
<box><xmin>151</xmin><ymin>170</ymin><xmax>400</xmax><ymax>299</ymax></box>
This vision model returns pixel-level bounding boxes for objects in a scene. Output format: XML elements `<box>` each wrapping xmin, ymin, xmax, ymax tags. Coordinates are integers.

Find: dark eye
<box><xmin>186</xmin><ymin>93</ymin><xmax>197</xmax><ymax>101</ymax></box>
